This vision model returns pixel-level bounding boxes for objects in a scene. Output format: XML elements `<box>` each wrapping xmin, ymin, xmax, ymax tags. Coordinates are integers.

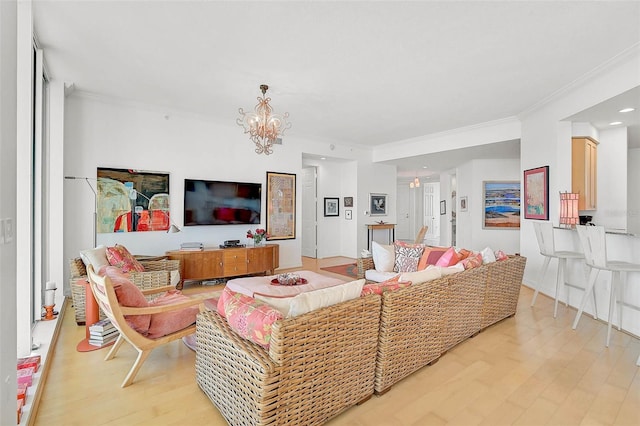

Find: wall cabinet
<box><xmin>572</xmin><ymin>137</ymin><xmax>598</xmax><ymax>210</ymax></box>
<box><xmin>166</xmin><ymin>244</ymin><xmax>279</xmax><ymax>288</ymax></box>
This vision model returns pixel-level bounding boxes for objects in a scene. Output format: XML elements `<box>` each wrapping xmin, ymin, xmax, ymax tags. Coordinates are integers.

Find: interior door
<box><xmin>424</xmin><ymin>183</ymin><xmax>440</xmax><ymax>245</ymax></box>
<box><xmin>396</xmin><ymin>182</ymin><xmax>411</xmax><ymax>241</ymax></box>
<box><xmin>301</xmin><ymin>167</ymin><xmax>317</xmax><ymax>258</ymax></box>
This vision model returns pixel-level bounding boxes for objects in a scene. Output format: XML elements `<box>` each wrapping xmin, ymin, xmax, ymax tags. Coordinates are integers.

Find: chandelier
<box><xmin>237</xmin><ymin>84</ymin><xmax>291</xmax><ymax>155</ymax></box>
<box><xmin>409</xmin><ymin>177</ymin><xmax>420</xmax><ymax>188</ymax></box>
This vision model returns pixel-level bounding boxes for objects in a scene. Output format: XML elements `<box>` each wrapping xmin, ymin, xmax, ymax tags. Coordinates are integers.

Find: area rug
<box><xmin>320</xmin><ymin>263</ymin><xmax>358</xmax><ymax>279</ymax></box>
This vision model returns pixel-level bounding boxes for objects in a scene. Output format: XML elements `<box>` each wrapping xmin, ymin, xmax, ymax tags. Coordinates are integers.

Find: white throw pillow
<box><xmin>480</xmin><ymin>246</ymin><xmax>497</xmax><ymax>264</ymax></box>
<box><xmin>372</xmin><ymin>241</ymin><xmax>395</xmax><ymax>272</ymax></box>
<box><xmin>399</xmin><ymin>267</ymin><xmax>442</xmax><ymax>285</ymax></box>
<box><xmin>440</xmin><ymin>263</ymin><xmax>465</xmax><ymax>275</ymax></box>
<box><xmin>79</xmin><ymin>245</ymin><xmax>110</xmax><ymax>270</ymax></box>
<box><xmin>364</xmin><ymin>269</ymin><xmax>399</xmax><ymax>283</ymax></box>
<box><xmin>257</xmin><ymin>279</ymin><xmax>365</xmax><ymax>318</ymax></box>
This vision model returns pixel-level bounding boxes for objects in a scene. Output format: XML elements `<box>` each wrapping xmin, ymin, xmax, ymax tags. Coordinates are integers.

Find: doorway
<box><xmin>301</xmin><ymin>167</ymin><xmax>317</xmax><ymax>258</ymax></box>
<box><xmin>423</xmin><ymin>182</ymin><xmax>441</xmax><ymax>246</ymax></box>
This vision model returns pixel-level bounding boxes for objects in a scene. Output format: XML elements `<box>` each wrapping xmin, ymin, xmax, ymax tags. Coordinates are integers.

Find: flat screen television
<box><xmin>184</xmin><ymin>179</ymin><xmax>262</xmax><ymax>226</ymax></box>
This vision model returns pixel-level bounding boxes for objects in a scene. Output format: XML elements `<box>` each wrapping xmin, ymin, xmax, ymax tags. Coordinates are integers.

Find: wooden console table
<box><xmin>166</xmin><ymin>244</ymin><xmax>279</xmax><ymax>288</ymax></box>
<box><xmin>366</xmin><ymin>224</ymin><xmax>396</xmax><ymax>250</ymax></box>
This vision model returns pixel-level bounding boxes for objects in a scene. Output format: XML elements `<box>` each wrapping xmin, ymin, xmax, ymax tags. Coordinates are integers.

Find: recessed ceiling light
<box><xmin>422</xmin><ymin>166</ymin><xmax>428</xmax><ymax>169</ymax></box>
<box><xmin>609</xmin><ymin>121</ymin><xmax>623</xmax><ymax>126</ymax></box>
<box><xmin>320</xmin><ymin>157</ymin><xmax>326</xmax><ymax>160</ymax></box>
<box><xmin>619</xmin><ymin>108</ymin><xmax>635</xmax><ymax>113</ymax></box>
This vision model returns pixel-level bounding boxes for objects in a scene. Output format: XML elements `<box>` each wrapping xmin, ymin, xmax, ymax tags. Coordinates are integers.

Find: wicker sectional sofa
<box><xmin>195</xmin><ymin>294</ymin><xmax>381</xmax><ymax>425</ymax></box>
<box><xmin>358</xmin><ymin>254</ymin><xmax>527</xmax><ymax>394</ymax></box>
<box><xmin>195</xmin><ymin>254</ymin><xmax>526</xmax><ymax>424</ymax></box>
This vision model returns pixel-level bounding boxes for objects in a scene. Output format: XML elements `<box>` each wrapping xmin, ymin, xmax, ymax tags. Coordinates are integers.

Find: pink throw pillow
<box><xmin>361</xmin><ymin>275</ymin><xmax>411</xmax><ymax>296</ymax></box>
<box><xmin>495</xmin><ymin>250</ymin><xmax>508</xmax><ymax>261</ymax></box>
<box><xmin>106</xmin><ymin>244</ymin><xmax>145</xmax><ymax>273</ymax></box>
<box><xmin>218</xmin><ymin>287</ymin><xmax>283</xmax><ymax>349</ymax></box>
<box><xmin>461</xmin><ymin>253</ymin><xmax>483</xmax><ymax>270</ymax></box>
<box><xmin>435</xmin><ymin>247</ymin><xmax>458</xmax><ymax>267</ymax></box>
<box><xmin>417</xmin><ymin>246</ymin><xmax>449</xmax><ymax>270</ymax></box>
<box><xmin>100</xmin><ymin>266</ymin><xmax>151</xmax><ymax>334</ymax></box>
<box><xmin>146</xmin><ymin>290</ymin><xmax>199</xmax><ymax>339</ymax></box>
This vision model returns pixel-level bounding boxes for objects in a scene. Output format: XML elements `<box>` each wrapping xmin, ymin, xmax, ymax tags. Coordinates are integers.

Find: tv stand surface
<box><xmin>166</xmin><ymin>244</ymin><xmax>279</xmax><ymax>289</ymax></box>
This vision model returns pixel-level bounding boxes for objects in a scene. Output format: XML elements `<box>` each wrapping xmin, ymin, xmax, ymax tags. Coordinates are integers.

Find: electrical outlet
<box><xmin>4</xmin><ymin>218</ymin><xmax>12</xmax><ymax>243</ymax></box>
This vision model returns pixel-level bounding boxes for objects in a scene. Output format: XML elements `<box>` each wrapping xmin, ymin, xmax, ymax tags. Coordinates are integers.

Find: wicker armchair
<box><xmin>196</xmin><ymin>294</ymin><xmax>382</xmax><ymax>426</ymax></box>
<box><xmin>69</xmin><ymin>257</ymin><xmax>181</xmax><ymax>325</ymax></box>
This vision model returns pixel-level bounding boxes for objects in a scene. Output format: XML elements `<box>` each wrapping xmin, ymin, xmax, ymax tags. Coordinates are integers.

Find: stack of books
<box><xmin>180</xmin><ymin>242</ymin><xmax>204</xmax><ymax>251</ymax></box>
<box><xmin>89</xmin><ymin>318</ymin><xmax>119</xmax><ymax>346</ymax></box>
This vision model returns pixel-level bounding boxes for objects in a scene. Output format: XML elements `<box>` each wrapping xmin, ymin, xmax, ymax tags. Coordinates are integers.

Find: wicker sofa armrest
<box><xmin>196</xmin><ymin>310</ymin><xmax>280</xmax><ymax>426</ymax></box>
<box><xmin>482</xmin><ymin>255</ymin><xmax>526</xmax><ymax>329</ymax></box>
<box><xmin>139</xmin><ymin>259</ymin><xmax>180</xmax><ymax>272</ymax></box>
<box><xmin>356</xmin><ymin>256</ymin><xmax>375</xmax><ymax>279</ymax></box>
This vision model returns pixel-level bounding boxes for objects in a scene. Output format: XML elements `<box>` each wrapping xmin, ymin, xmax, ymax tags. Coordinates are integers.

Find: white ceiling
<box><xmin>33</xmin><ymin>1</ymin><xmax>640</xmax><ymax>174</ymax></box>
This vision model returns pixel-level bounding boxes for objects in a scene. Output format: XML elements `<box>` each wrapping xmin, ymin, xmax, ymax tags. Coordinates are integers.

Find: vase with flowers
<box><xmin>247</xmin><ymin>228</ymin><xmax>269</xmax><ymax>246</ymax></box>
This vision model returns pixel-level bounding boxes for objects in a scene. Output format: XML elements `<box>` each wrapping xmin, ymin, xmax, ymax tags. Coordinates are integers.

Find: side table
<box><xmin>366</xmin><ymin>223</ymin><xmax>396</xmax><ymax>250</ymax></box>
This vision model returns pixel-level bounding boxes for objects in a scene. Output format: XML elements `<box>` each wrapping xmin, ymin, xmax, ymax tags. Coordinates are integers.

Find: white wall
<box><xmin>591</xmin><ymin>127</ymin><xmax>628</xmax><ymax>230</ymax></box>
<box><xmin>0</xmin><ymin>1</ymin><xmax>18</xmax><ymax>423</ymax></box>
<box><xmin>629</xmin><ymin>148</ymin><xmax>640</xmax><ymax>234</ymax></box>
<box><xmin>63</xmin><ymin>94</ymin><xmax>378</xmax><ymax>291</ymax></box>
<box><xmin>356</xmin><ymin>161</ymin><xmax>397</xmax><ymax>251</ymax></box>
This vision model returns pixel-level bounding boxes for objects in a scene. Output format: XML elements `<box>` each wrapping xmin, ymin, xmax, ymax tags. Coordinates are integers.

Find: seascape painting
<box><xmin>482</xmin><ymin>181</ymin><xmax>521</xmax><ymax>229</ymax></box>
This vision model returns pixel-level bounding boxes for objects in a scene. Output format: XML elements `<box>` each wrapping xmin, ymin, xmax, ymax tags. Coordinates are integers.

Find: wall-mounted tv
<box><xmin>184</xmin><ymin>179</ymin><xmax>261</xmax><ymax>226</ymax></box>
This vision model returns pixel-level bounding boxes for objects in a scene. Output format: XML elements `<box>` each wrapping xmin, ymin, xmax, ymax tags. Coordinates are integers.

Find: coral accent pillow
<box><xmin>417</xmin><ymin>246</ymin><xmax>449</xmax><ymax>270</ymax></box>
<box><xmin>495</xmin><ymin>250</ymin><xmax>508</xmax><ymax>261</ymax></box>
<box><xmin>106</xmin><ymin>244</ymin><xmax>145</xmax><ymax>273</ymax></box>
<box><xmin>361</xmin><ymin>275</ymin><xmax>411</xmax><ymax>296</ymax></box>
<box><xmin>457</xmin><ymin>248</ymin><xmax>472</xmax><ymax>262</ymax></box>
<box><xmin>372</xmin><ymin>241</ymin><xmax>395</xmax><ymax>272</ymax></box>
<box><xmin>146</xmin><ymin>290</ymin><xmax>199</xmax><ymax>339</ymax></box>
<box><xmin>100</xmin><ymin>266</ymin><xmax>151</xmax><ymax>334</ymax></box>
<box><xmin>461</xmin><ymin>253</ymin><xmax>483</xmax><ymax>270</ymax></box>
<box><xmin>435</xmin><ymin>247</ymin><xmax>459</xmax><ymax>267</ymax></box>
<box><xmin>393</xmin><ymin>241</ymin><xmax>425</xmax><ymax>272</ymax></box>
<box><xmin>217</xmin><ymin>287</ymin><xmax>283</xmax><ymax>348</ymax></box>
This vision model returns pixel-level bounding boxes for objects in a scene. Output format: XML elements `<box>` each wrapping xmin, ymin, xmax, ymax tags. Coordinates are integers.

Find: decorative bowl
<box><xmin>276</xmin><ymin>273</ymin><xmax>300</xmax><ymax>286</ymax></box>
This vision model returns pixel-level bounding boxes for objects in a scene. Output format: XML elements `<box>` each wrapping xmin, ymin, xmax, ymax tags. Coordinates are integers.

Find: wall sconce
<box><xmin>42</xmin><ymin>281</ymin><xmax>57</xmax><ymax>321</ymax></box>
<box><xmin>559</xmin><ymin>192</ymin><xmax>579</xmax><ymax>228</ymax></box>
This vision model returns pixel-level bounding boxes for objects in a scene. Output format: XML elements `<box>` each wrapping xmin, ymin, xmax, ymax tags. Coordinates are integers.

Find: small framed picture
<box><xmin>345</xmin><ymin>209</ymin><xmax>352</xmax><ymax>220</ymax></box>
<box><xmin>440</xmin><ymin>200</ymin><xmax>446</xmax><ymax>215</ymax></box>
<box><xmin>344</xmin><ymin>196</ymin><xmax>353</xmax><ymax>207</ymax></box>
<box><xmin>460</xmin><ymin>196</ymin><xmax>468</xmax><ymax>212</ymax></box>
<box><xmin>369</xmin><ymin>193</ymin><xmax>387</xmax><ymax>216</ymax></box>
<box><xmin>324</xmin><ymin>197</ymin><xmax>339</xmax><ymax>217</ymax></box>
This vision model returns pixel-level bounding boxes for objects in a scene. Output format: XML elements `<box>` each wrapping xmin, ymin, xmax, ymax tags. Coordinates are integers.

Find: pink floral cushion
<box><xmin>105</xmin><ymin>244</ymin><xmax>145</xmax><ymax>273</ymax></box>
<box><xmin>99</xmin><ymin>265</ymin><xmax>151</xmax><ymax>334</ymax></box>
<box><xmin>217</xmin><ymin>287</ymin><xmax>283</xmax><ymax>349</ymax></box>
<box><xmin>361</xmin><ymin>275</ymin><xmax>411</xmax><ymax>296</ymax></box>
<box><xmin>461</xmin><ymin>253</ymin><xmax>483</xmax><ymax>270</ymax></box>
<box><xmin>146</xmin><ymin>290</ymin><xmax>199</xmax><ymax>339</ymax></box>
<box><xmin>393</xmin><ymin>241</ymin><xmax>425</xmax><ymax>273</ymax></box>
<box><xmin>435</xmin><ymin>247</ymin><xmax>459</xmax><ymax>267</ymax></box>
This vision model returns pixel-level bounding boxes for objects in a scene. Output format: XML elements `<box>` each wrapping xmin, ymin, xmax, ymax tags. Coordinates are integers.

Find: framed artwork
<box><xmin>345</xmin><ymin>209</ymin><xmax>352</xmax><ymax>220</ymax></box>
<box><xmin>96</xmin><ymin>167</ymin><xmax>171</xmax><ymax>233</ymax></box>
<box><xmin>482</xmin><ymin>181</ymin><xmax>521</xmax><ymax>229</ymax></box>
<box><xmin>344</xmin><ymin>196</ymin><xmax>353</xmax><ymax>207</ymax></box>
<box><xmin>524</xmin><ymin>166</ymin><xmax>549</xmax><ymax>220</ymax></box>
<box><xmin>324</xmin><ymin>197</ymin><xmax>339</xmax><ymax>217</ymax></box>
<box><xmin>369</xmin><ymin>193</ymin><xmax>387</xmax><ymax>216</ymax></box>
<box><xmin>460</xmin><ymin>196</ymin><xmax>468</xmax><ymax>212</ymax></box>
<box><xmin>266</xmin><ymin>171</ymin><xmax>296</xmax><ymax>240</ymax></box>
<box><xmin>440</xmin><ymin>200</ymin><xmax>446</xmax><ymax>215</ymax></box>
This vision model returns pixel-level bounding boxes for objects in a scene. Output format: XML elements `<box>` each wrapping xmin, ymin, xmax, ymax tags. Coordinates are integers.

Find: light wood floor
<box><xmin>34</xmin><ymin>257</ymin><xmax>640</xmax><ymax>425</ymax></box>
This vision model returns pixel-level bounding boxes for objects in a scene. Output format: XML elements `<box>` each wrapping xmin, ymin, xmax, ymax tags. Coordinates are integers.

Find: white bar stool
<box><xmin>573</xmin><ymin>225</ymin><xmax>640</xmax><ymax>353</ymax></box>
<box><xmin>530</xmin><ymin>221</ymin><xmax>594</xmax><ymax>318</ymax></box>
